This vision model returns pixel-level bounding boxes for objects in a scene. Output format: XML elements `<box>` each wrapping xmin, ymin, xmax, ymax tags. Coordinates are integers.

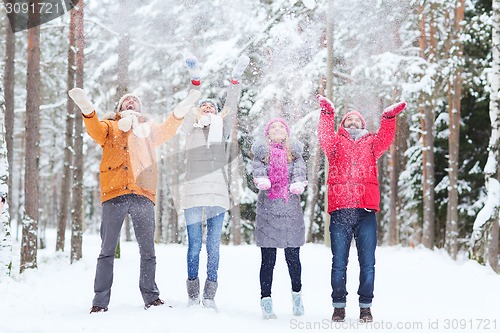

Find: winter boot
<box><xmin>359</xmin><ymin>307</ymin><xmax>373</xmax><ymax>322</ymax></box>
<box><xmin>291</xmin><ymin>290</ymin><xmax>304</xmax><ymax>316</ymax></box>
<box><xmin>89</xmin><ymin>306</ymin><xmax>108</xmax><ymax>314</ymax></box>
<box><xmin>186</xmin><ymin>278</ymin><xmax>200</xmax><ymax>306</ymax></box>
<box><xmin>202</xmin><ymin>279</ymin><xmax>218</xmax><ymax>310</ymax></box>
<box><xmin>260</xmin><ymin>297</ymin><xmax>277</xmax><ymax>320</ymax></box>
<box><xmin>331</xmin><ymin>308</ymin><xmax>346</xmax><ymax>322</ymax></box>
<box><xmin>144</xmin><ymin>298</ymin><xmax>165</xmax><ymax>310</ymax></box>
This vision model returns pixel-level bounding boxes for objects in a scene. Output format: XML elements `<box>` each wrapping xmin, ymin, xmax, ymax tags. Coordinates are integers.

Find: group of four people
<box><xmin>67</xmin><ymin>54</ymin><xmax>406</xmax><ymax>322</ymax></box>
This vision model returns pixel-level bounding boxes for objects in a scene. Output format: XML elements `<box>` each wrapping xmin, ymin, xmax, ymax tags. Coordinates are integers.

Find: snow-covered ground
<box><xmin>1</xmin><ymin>229</ymin><xmax>499</xmax><ymax>333</ymax></box>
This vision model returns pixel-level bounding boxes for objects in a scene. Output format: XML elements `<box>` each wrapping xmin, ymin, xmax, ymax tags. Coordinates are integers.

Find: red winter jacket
<box><xmin>318</xmin><ymin>111</ymin><xmax>396</xmax><ymax>213</ymax></box>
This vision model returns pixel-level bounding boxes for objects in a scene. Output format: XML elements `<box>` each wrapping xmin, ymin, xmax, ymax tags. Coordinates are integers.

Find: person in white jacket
<box><xmin>180</xmin><ymin>54</ymin><xmax>249</xmax><ymax>310</ymax></box>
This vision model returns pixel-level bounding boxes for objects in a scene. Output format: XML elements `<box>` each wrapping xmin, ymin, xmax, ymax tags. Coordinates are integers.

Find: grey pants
<box><xmin>92</xmin><ymin>194</ymin><xmax>160</xmax><ymax>307</ymax></box>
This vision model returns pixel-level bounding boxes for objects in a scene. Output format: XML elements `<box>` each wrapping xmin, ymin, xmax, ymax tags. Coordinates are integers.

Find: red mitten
<box><xmin>383</xmin><ymin>102</ymin><xmax>407</xmax><ymax>118</ymax></box>
<box><xmin>316</xmin><ymin>94</ymin><xmax>335</xmax><ymax>114</ymax></box>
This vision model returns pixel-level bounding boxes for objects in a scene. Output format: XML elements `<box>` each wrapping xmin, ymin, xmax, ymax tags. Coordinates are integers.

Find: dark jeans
<box><xmin>260</xmin><ymin>247</ymin><xmax>302</xmax><ymax>298</ymax></box>
<box><xmin>329</xmin><ymin>208</ymin><xmax>377</xmax><ymax>308</ymax></box>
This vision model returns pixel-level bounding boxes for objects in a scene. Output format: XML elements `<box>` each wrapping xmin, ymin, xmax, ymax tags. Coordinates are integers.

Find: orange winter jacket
<box><xmin>82</xmin><ymin>111</ymin><xmax>182</xmax><ymax>204</ymax></box>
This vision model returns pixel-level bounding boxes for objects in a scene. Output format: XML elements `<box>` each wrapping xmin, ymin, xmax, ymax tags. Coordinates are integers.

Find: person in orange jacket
<box><xmin>69</xmin><ymin>87</ymin><xmax>200</xmax><ymax>313</ymax></box>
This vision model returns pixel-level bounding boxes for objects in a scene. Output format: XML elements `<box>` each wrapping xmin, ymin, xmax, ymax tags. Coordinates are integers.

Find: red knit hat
<box><xmin>264</xmin><ymin>118</ymin><xmax>290</xmax><ymax>137</ymax></box>
<box><xmin>340</xmin><ymin>110</ymin><xmax>366</xmax><ymax>129</ymax></box>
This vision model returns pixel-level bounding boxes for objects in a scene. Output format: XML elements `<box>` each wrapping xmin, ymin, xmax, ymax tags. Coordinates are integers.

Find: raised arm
<box><xmin>221</xmin><ymin>55</ymin><xmax>249</xmax><ymax>137</ymax></box>
<box><xmin>316</xmin><ymin>94</ymin><xmax>337</xmax><ymax>156</ymax></box>
<box><xmin>372</xmin><ymin>101</ymin><xmax>407</xmax><ymax>159</ymax></box>
<box><xmin>152</xmin><ymin>89</ymin><xmax>201</xmax><ymax>146</ymax></box>
<box><xmin>69</xmin><ymin>88</ymin><xmax>109</xmax><ymax>145</ymax></box>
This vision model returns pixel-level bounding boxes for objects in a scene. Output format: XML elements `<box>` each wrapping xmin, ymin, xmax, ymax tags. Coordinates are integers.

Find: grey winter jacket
<box><xmin>251</xmin><ymin>139</ymin><xmax>307</xmax><ymax>248</ymax></box>
<box><xmin>180</xmin><ymin>84</ymin><xmax>240</xmax><ymax>209</ymax></box>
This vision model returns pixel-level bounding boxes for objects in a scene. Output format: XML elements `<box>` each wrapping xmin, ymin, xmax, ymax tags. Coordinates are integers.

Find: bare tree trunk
<box><xmin>387</xmin><ymin>143</ymin><xmax>398</xmax><ymax>245</ymax></box>
<box><xmin>305</xmin><ymin>142</ymin><xmax>321</xmax><ymax>243</ymax></box>
<box><xmin>57</xmin><ymin>7</ymin><xmax>77</xmax><ymax>252</ymax></box>
<box><xmin>470</xmin><ymin>0</ymin><xmax>500</xmax><ymax>268</ymax></box>
<box><xmin>323</xmin><ymin>4</ymin><xmax>334</xmax><ymax>247</ymax></box>
<box><xmin>489</xmin><ymin>216</ymin><xmax>499</xmax><ymax>272</ymax></box>
<box><xmin>3</xmin><ymin>1</ymin><xmax>15</xmax><ymax>226</ymax></box>
<box><xmin>445</xmin><ymin>0</ymin><xmax>464</xmax><ymax>260</ymax></box>
<box><xmin>1</xmin><ymin>74</ymin><xmax>13</xmax><ymax>277</ymax></box>
<box><xmin>71</xmin><ymin>0</ymin><xmax>85</xmax><ymax>263</ymax></box>
<box><xmin>21</xmin><ymin>1</ymin><xmax>42</xmax><ymax>273</ymax></box>
<box><xmin>418</xmin><ymin>4</ymin><xmax>437</xmax><ymax>249</ymax></box>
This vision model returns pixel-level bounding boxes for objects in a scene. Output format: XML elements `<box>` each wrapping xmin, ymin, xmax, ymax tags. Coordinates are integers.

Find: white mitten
<box><xmin>117</xmin><ymin>110</ymin><xmax>140</xmax><ymax>132</ymax></box>
<box><xmin>254</xmin><ymin>177</ymin><xmax>271</xmax><ymax>191</ymax></box>
<box><xmin>185</xmin><ymin>55</ymin><xmax>201</xmax><ymax>86</ymax></box>
<box><xmin>290</xmin><ymin>181</ymin><xmax>308</xmax><ymax>195</ymax></box>
<box><xmin>173</xmin><ymin>89</ymin><xmax>202</xmax><ymax>119</ymax></box>
<box><xmin>231</xmin><ymin>55</ymin><xmax>250</xmax><ymax>84</ymax></box>
<box><xmin>68</xmin><ymin>88</ymin><xmax>95</xmax><ymax>115</ymax></box>
<box><xmin>133</xmin><ymin>123</ymin><xmax>151</xmax><ymax>138</ymax></box>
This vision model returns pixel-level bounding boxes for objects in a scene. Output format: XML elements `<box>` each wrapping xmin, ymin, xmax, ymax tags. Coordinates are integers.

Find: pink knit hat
<box><xmin>264</xmin><ymin>118</ymin><xmax>290</xmax><ymax>137</ymax></box>
<box><xmin>340</xmin><ymin>110</ymin><xmax>366</xmax><ymax>129</ymax></box>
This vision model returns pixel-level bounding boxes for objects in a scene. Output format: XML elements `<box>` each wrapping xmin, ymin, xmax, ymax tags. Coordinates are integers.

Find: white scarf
<box><xmin>193</xmin><ymin>113</ymin><xmax>224</xmax><ymax>148</ymax></box>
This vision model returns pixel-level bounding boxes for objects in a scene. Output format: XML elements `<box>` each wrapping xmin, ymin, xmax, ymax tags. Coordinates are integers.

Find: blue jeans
<box><xmin>329</xmin><ymin>208</ymin><xmax>377</xmax><ymax>308</ymax></box>
<box><xmin>184</xmin><ymin>206</ymin><xmax>225</xmax><ymax>282</ymax></box>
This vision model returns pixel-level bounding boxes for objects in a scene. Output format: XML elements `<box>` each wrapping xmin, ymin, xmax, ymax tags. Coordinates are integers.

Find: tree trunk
<box><xmin>470</xmin><ymin>0</ymin><xmax>500</xmax><ymax>268</ymax></box>
<box><xmin>418</xmin><ymin>5</ymin><xmax>437</xmax><ymax>249</ymax></box>
<box><xmin>0</xmin><ymin>75</ymin><xmax>13</xmax><ymax>277</ymax></box>
<box><xmin>3</xmin><ymin>1</ymin><xmax>15</xmax><ymax>227</ymax></box>
<box><xmin>421</xmin><ymin>104</ymin><xmax>436</xmax><ymax>249</ymax></box>
<box><xmin>21</xmin><ymin>1</ymin><xmax>42</xmax><ymax>273</ymax></box>
<box><xmin>57</xmin><ymin>7</ymin><xmax>77</xmax><ymax>252</ymax></box>
<box><xmin>305</xmin><ymin>142</ymin><xmax>321</xmax><ymax>243</ymax></box>
<box><xmin>387</xmin><ymin>142</ymin><xmax>398</xmax><ymax>245</ymax></box>
<box><xmin>323</xmin><ymin>4</ymin><xmax>334</xmax><ymax>247</ymax></box>
<box><xmin>445</xmin><ymin>0</ymin><xmax>464</xmax><ymax>260</ymax></box>
<box><xmin>71</xmin><ymin>0</ymin><xmax>85</xmax><ymax>263</ymax></box>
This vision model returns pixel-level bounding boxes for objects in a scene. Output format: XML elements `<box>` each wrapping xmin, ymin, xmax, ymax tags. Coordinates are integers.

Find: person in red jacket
<box><xmin>316</xmin><ymin>94</ymin><xmax>406</xmax><ymax>323</ymax></box>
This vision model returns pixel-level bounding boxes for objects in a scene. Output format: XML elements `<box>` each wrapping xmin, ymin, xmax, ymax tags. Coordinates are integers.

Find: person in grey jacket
<box><xmin>180</xmin><ymin>54</ymin><xmax>249</xmax><ymax>310</ymax></box>
<box><xmin>251</xmin><ymin>117</ymin><xmax>308</xmax><ymax>319</ymax></box>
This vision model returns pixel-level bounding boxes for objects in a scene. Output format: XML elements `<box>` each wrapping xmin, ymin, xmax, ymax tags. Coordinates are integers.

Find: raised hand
<box><xmin>231</xmin><ymin>55</ymin><xmax>250</xmax><ymax>84</ymax></box>
<box><xmin>185</xmin><ymin>55</ymin><xmax>201</xmax><ymax>86</ymax></box>
<box><xmin>382</xmin><ymin>102</ymin><xmax>407</xmax><ymax>118</ymax></box>
<box><xmin>68</xmin><ymin>88</ymin><xmax>95</xmax><ymax>115</ymax></box>
<box><xmin>173</xmin><ymin>89</ymin><xmax>202</xmax><ymax>119</ymax></box>
<box><xmin>316</xmin><ymin>94</ymin><xmax>335</xmax><ymax>114</ymax></box>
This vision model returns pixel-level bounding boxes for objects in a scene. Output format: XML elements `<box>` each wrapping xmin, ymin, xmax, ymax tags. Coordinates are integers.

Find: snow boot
<box><xmin>89</xmin><ymin>306</ymin><xmax>108</xmax><ymax>314</ymax></box>
<box><xmin>260</xmin><ymin>297</ymin><xmax>277</xmax><ymax>319</ymax></box>
<box><xmin>186</xmin><ymin>278</ymin><xmax>200</xmax><ymax>306</ymax></box>
<box><xmin>359</xmin><ymin>307</ymin><xmax>373</xmax><ymax>322</ymax></box>
<box><xmin>202</xmin><ymin>279</ymin><xmax>218</xmax><ymax>310</ymax></box>
<box><xmin>291</xmin><ymin>290</ymin><xmax>304</xmax><ymax>316</ymax></box>
<box><xmin>144</xmin><ymin>298</ymin><xmax>165</xmax><ymax>310</ymax></box>
<box><xmin>331</xmin><ymin>307</ymin><xmax>345</xmax><ymax>322</ymax></box>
